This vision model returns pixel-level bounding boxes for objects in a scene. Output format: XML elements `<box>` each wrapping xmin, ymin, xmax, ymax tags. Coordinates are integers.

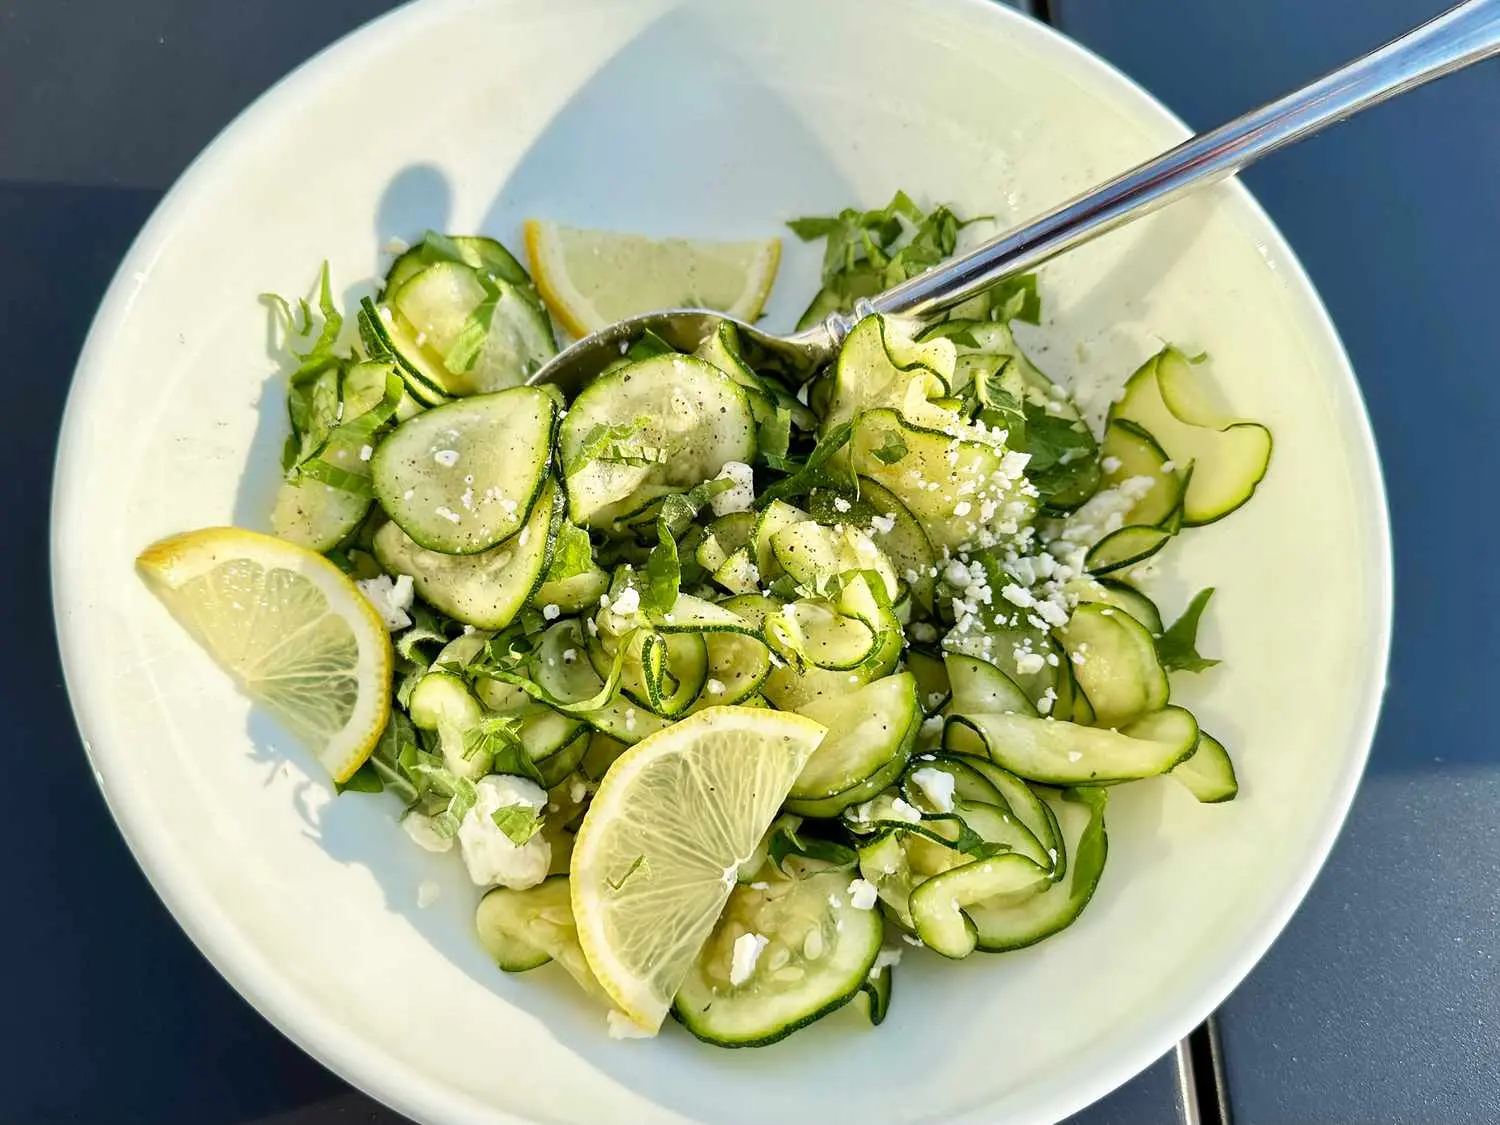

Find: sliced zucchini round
<box><xmin>703</xmin><ymin>630</ymin><xmax>772</xmax><ymax>705</ymax></box>
<box><xmin>559</xmin><ymin>354</ymin><xmax>756</xmax><ymax>526</ymax></box>
<box><xmin>1169</xmin><ymin>730</ymin><xmax>1239</xmax><ymax>803</ymax></box>
<box><xmin>952</xmin><ymin>706</ymin><xmax>1199</xmax><ymax>784</ymax></box>
<box><xmin>385</xmin><ymin>233</ymin><xmax>535</xmax><ymax>296</ymax></box>
<box><xmin>909</xmin><ymin>852</ymin><xmax>1050</xmax><ymax>958</ymax></box>
<box><xmin>271</xmin><ymin>474</ymin><xmax>369</xmax><ymax>553</ymax></box>
<box><xmin>850</xmin><ymin>408</ymin><xmax>1034</xmax><ymax>554</ymax></box>
<box><xmin>787</xmin><ymin>672</ymin><xmax>920</xmax><ymax>804</ymax></box>
<box><xmin>1112</xmin><ymin>348</ymin><xmax>1271</xmax><ymax>526</ymax></box>
<box><xmin>964</xmin><ymin>787</ymin><xmax>1109</xmax><ymax>951</ymax></box>
<box><xmin>1100</xmin><ymin>419</ymin><xmax>1185</xmax><ymax>528</ymax></box>
<box><xmin>474</xmin><ymin>875</ymin><xmax>604</xmax><ymax>999</ymax></box>
<box><xmin>808</xmin><ymin>477</ymin><xmax>936</xmax><ymax>612</ymax></box>
<box><xmin>1056</xmin><ymin>602</ymin><xmax>1169</xmax><ymax>728</ymax></box>
<box><xmin>1085</xmin><ymin>523</ymin><xmax>1176</xmax><ymax>575</ymax></box>
<box><xmin>1083</xmin><ymin>577</ymin><xmax>1165</xmax><ymax>635</ymax></box>
<box><xmin>672</xmin><ymin>868</ymin><xmax>883</xmax><ymax>1047</ymax></box>
<box><xmin>372</xmin><ymin>385</ymin><xmax>557</xmax><ymax>553</ymax></box>
<box><xmin>390</xmin><ymin>262</ymin><xmax>556</xmax><ymax>395</ymax></box>
<box><xmin>374</xmin><ymin>479</ymin><xmax>560</xmax><ymax>629</ymax></box>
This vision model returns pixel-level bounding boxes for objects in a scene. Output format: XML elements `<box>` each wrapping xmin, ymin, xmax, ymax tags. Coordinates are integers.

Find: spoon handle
<box><xmin>861</xmin><ymin>0</ymin><xmax>1500</xmax><ymax>324</ymax></box>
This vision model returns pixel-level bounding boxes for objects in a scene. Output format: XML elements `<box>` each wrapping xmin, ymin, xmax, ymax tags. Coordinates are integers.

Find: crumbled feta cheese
<box><xmin>562</xmin><ymin>648</ymin><xmax>577</xmax><ymax>663</ymax></box>
<box><xmin>706</xmin><ymin>678</ymin><xmax>726</xmax><ymax>695</ymax></box>
<box><xmin>1014</xmin><ymin>651</ymin><xmax>1047</xmax><ymax>676</ymax></box>
<box><xmin>1035</xmin><ymin>599</ymin><xmax>1070</xmax><ymax>628</ymax></box>
<box><xmin>1001</xmin><ymin>584</ymin><xmax>1035</xmax><ymax>608</ymax></box>
<box><xmin>910</xmin><ymin>767</ymin><xmax>957</xmax><ymax>813</ymax></box>
<box><xmin>870</xmin><ymin>945</ymin><xmax>903</xmax><ymax>977</ymax></box>
<box><xmin>729</xmin><ymin>932</ymin><xmax>770</xmax><ymax>985</ymax></box>
<box><xmin>889</xmin><ymin>797</ymin><xmax>922</xmax><ymax>823</ymax></box>
<box><xmin>1100</xmin><ymin>455</ymin><xmax>1122</xmax><ymax>474</ymax></box>
<box><xmin>457</xmin><ymin>775</ymin><xmax>550</xmax><ymax>889</ymax></box>
<box><xmin>1038</xmin><ymin>687</ymin><xmax>1058</xmax><ymax>715</ymax></box>
<box><xmin>402</xmin><ymin>812</ymin><xmax>453</xmax><ymax>853</ymax></box>
<box><xmin>416</xmin><ymin>880</ymin><xmax>441</xmax><ymax>908</ymax></box>
<box><xmin>750</xmin><ymin>881</ymin><xmax>770</xmax><ymax>891</ymax></box>
<box><xmin>919</xmin><ymin>714</ymin><xmax>945</xmax><ymax>740</ymax></box>
<box><xmin>1067</xmin><ymin>751</ymin><xmax>1083</xmax><ymax>763</ymax></box>
<box><xmin>434</xmin><ymin>506</ymin><xmax>462</xmax><ymax>525</ymax></box>
<box><xmin>358</xmin><ymin>444</ymin><xmax>373</xmax><ymax>462</ymax></box>
<box><xmin>541</xmin><ymin>603</ymin><xmax>561</xmax><ymax>621</ymax></box>
<box><xmin>569</xmin><ymin>779</ymin><xmax>589</xmax><ymax>805</ymax></box>
<box><xmin>869</xmin><ymin>513</ymin><xmax>897</xmax><ymax>535</ymax></box>
<box><xmin>383</xmin><ymin>236</ymin><xmax>410</xmax><ymax>255</ymax></box>
<box><xmin>907</xmin><ymin>621</ymin><xmax>939</xmax><ymax>643</ymax></box>
<box><xmin>607</xmin><ymin>1010</ymin><xmax>654</xmax><ymax>1039</ymax></box>
<box><xmin>902</xmin><ymin>931</ymin><xmax>925</xmax><ymax>947</ymax></box>
<box><xmin>847</xmin><ymin>878</ymin><xmax>879</xmax><ymax>910</ymax></box>
<box><xmin>832</xmin><ymin>496</ymin><xmax>852</xmax><ymax>513</ymax></box>
<box><xmin>710</xmin><ymin>461</ymin><xmax>756</xmax><ymax>516</ymax></box>
<box><xmin>953</xmin><ymin>500</ymin><xmax>972</xmax><ymax>517</ymax></box>
<box><xmin>611</xmin><ymin>586</ymin><xmax>640</xmax><ymax>616</ymax></box>
<box><xmin>358</xmin><ymin>574</ymin><xmax>414</xmax><ymax>630</ymax></box>
<box><xmin>433</xmin><ymin>449</ymin><xmax>459</xmax><ymax>467</ymax></box>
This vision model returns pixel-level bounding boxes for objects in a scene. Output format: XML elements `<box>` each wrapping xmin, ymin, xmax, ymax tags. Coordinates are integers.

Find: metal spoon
<box><xmin>529</xmin><ymin>0</ymin><xmax>1500</xmax><ymax>395</ymax></box>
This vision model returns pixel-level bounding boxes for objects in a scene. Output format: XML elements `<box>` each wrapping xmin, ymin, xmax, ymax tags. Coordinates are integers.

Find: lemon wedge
<box><xmin>136</xmin><ymin>527</ymin><xmax>392</xmax><ymax>782</ymax></box>
<box><xmin>523</xmin><ymin>220</ymin><xmax>781</xmax><ymax>337</ymax></box>
<box><xmin>569</xmin><ymin>706</ymin><xmax>826</xmax><ymax>1034</ymax></box>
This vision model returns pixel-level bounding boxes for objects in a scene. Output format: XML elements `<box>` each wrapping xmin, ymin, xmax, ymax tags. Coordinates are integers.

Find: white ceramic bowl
<box><xmin>52</xmin><ymin>1</ymin><xmax>1391</xmax><ymax>1122</ymax></box>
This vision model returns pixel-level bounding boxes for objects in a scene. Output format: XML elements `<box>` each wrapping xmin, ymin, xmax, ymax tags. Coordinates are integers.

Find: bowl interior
<box><xmin>53</xmin><ymin>1</ymin><xmax>1390</xmax><ymax>1123</ymax></box>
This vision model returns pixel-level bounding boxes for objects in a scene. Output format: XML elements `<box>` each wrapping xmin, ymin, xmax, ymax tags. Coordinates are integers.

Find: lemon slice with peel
<box><xmin>570</xmin><ymin>705</ymin><xmax>826</xmax><ymax>1034</ymax></box>
<box><xmin>136</xmin><ymin>527</ymin><xmax>392</xmax><ymax>782</ymax></box>
<box><xmin>524</xmin><ymin>220</ymin><xmax>781</xmax><ymax>338</ymax></box>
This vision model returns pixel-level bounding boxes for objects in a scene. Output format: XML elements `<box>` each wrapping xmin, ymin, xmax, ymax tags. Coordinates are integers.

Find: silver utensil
<box><xmin>529</xmin><ymin>0</ymin><xmax>1500</xmax><ymax>394</ymax></box>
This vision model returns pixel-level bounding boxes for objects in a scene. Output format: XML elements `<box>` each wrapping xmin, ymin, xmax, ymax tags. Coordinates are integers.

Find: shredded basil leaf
<box><xmin>491</xmin><ymin>804</ymin><xmax>545</xmax><ymax>845</ymax></box>
<box><xmin>1156</xmin><ymin>588</ymin><xmax>1221</xmax><ymax>673</ymax></box>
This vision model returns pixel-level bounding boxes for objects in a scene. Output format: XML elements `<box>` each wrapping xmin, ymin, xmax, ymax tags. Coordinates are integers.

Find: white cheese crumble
<box><xmin>1014</xmin><ymin>651</ymin><xmax>1047</xmax><ymax>676</ymax></box>
<box><xmin>383</xmin><ymin>236</ymin><xmax>410</xmax><ymax>255</ymax></box>
<box><xmin>1067</xmin><ymin>750</ymin><xmax>1084</xmax><ymax>763</ymax></box>
<box><xmin>870</xmin><ymin>945</ymin><xmax>903</xmax><ymax>978</ymax></box>
<box><xmin>869</xmin><ymin>512</ymin><xmax>897</xmax><ymax>535</ymax></box>
<box><xmin>358</xmin><ymin>444</ymin><xmax>373</xmax><ymax>462</ymax></box>
<box><xmin>729</xmin><ymin>932</ymin><xmax>770</xmax><ymax>985</ymax></box>
<box><xmin>401</xmin><ymin>811</ymin><xmax>453</xmax><ymax>853</ymax></box>
<box><xmin>611</xmin><ymin>586</ymin><xmax>641</xmax><ymax>616</ymax></box>
<box><xmin>706</xmin><ymin>678</ymin><xmax>726</xmax><ymax>695</ymax></box>
<box><xmin>910</xmin><ymin>767</ymin><xmax>957</xmax><ymax>813</ymax></box>
<box><xmin>710</xmin><ymin>460</ymin><xmax>756</xmax><ymax>516</ymax></box>
<box><xmin>358</xmin><ymin>574</ymin><xmax>414</xmax><ymax>630</ymax></box>
<box><xmin>433</xmin><ymin>449</ymin><xmax>460</xmax><ymax>467</ymax></box>
<box><xmin>847</xmin><ymin>878</ymin><xmax>879</xmax><ymax>910</ymax></box>
<box><xmin>889</xmin><ymin>797</ymin><xmax>923</xmax><ymax>823</ymax></box>
<box><xmin>457</xmin><ymin>775</ymin><xmax>551</xmax><ymax>889</ymax></box>
<box><xmin>541</xmin><ymin>603</ymin><xmax>561</xmax><ymax>621</ymax></box>
<box><xmin>832</xmin><ymin>496</ymin><xmax>852</xmax><ymax>513</ymax></box>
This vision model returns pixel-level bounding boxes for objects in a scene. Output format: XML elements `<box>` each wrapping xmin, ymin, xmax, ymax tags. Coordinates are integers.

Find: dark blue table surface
<box><xmin>5</xmin><ymin>2</ymin><xmax>1495</xmax><ymax>1123</ymax></box>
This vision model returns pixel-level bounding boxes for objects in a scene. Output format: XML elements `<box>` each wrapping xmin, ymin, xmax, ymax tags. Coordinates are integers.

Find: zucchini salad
<box><xmin>137</xmin><ymin>195</ymin><xmax>1271</xmax><ymax>1045</ymax></box>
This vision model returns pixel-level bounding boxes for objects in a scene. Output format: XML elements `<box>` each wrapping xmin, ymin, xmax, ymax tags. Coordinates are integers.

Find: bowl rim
<box><xmin>50</xmin><ymin>1</ymin><xmax>1393</xmax><ymax>1123</ymax></box>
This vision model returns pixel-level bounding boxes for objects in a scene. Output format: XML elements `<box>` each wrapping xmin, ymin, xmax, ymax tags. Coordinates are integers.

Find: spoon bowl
<box><xmin>527</xmin><ymin>309</ymin><xmax>839</xmax><ymax>395</ymax></box>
